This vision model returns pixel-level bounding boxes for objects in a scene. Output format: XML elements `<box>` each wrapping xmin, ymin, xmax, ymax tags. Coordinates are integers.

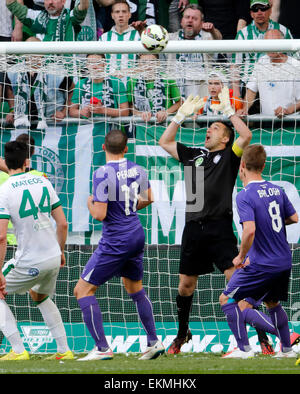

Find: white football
<box><xmin>141</xmin><ymin>24</ymin><xmax>169</xmax><ymax>53</ymax></box>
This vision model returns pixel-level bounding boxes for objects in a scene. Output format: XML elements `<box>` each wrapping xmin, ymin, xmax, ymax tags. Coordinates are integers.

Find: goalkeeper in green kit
<box><xmin>158</xmin><ymin>87</ymin><xmax>277</xmax><ymax>355</ymax></box>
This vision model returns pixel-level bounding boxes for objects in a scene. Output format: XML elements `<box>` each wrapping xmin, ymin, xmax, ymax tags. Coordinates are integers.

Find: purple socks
<box><xmin>129</xmin><ymin>288</ymin><xmax>158</xmax><ymax>347</ymax></box>
<box><xmin>242</xmin><ymin>308</ymin><xmax>277</xmax><ymax>336</ymax></box>
<box><xmin>268</xmin><ymin>304</ymin><xmax>291</xmax><ymax>351</ymax></box>
<box><xmin>77</xmin><ymin>296</ymin><xmax>109</xmax><ymax>351</ymax></box>
<box><xmin>224</xmin><ymin>302</ymin><xmax>292</xmax><ymax>351</ymax></box>
<box><xmin>221</xmin><ymin>302</ymin><xmax>251</xmax><ymax>352</ymax></box>
<box><xmin>78</xmin><ymin>289</ymin><xmax>158</xmax><ymax>351</ymax></box>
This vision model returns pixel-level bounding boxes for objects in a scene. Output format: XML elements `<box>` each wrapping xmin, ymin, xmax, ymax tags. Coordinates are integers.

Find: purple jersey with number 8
<box><xmin>236</xmin><ymin>180</ymin><xmax>296</xmax><ymax>272</ymax></box>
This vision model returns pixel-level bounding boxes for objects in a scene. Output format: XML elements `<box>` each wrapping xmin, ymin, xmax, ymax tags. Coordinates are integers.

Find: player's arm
<box><xmin>51</xmin><ymin>205</ymin><xmax>68</xmax><ymax>267</ymax></box>
<box><xmin>233</xmin><ymin>220</ymin><xmax>255</xmax><ymax>268</ymax></box>
<box><xmin>159</xmin><ymin>95</ymin><xmax>205</xmax><ymax>161</ymax></box>
<box><xmin>87</xmin><ymin>196</ymin><xmax>107</xmax><ymax>222</ymax></box>
<box><xmin>158</xmin><ymin>121</ymin><xmax>180</xmax><ymax>161</ymax></box>
<box><xmin>0</xmin><ymin>219</ymin><xmax>8</xmax><ymax>299</ymax></box>
<box><xmin>285</xmin><ymin>212</ymin><xmax>298</xmax><ymax>225</ymax></box>
<box><xmin>230</xmin><ymin>114</ymin><xmax>252</xmax><ymax>151</ymax></box>
<box><xmin>137</xmin><ymin>187</ymin><xmax>154</xmax><ymax>211</ymax></box>
<box><xmin>0</xmin><ymin>158</ymin><xmax>8</xmax><ymax>173</ymax></box>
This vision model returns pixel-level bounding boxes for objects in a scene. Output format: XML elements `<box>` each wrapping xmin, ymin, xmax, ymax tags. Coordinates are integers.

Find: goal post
<box><xmin>0</xmin><ymin>39</ymin><xmax>299</xmax><ymax>355</ymax></box>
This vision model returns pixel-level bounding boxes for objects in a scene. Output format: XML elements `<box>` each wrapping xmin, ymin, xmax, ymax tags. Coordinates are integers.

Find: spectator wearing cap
<box><xmin>239</xmin><ymin>29</ymin><xmax>300</xmax><ymax>118</ymax></box>
<box><xmin>231</xmin><ymin>0</ymin><xmax>292</xmax><ymax>99</ymax></box>
<box><xmin>195</xmin><ymin>71</ymin><xmax>243</xmax><ymax>117</ymax></box>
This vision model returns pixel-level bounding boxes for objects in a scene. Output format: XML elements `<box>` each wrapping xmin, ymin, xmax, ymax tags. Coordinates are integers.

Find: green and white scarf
<box><xmin>10</xmin><ymin>71</ymin><xmax>48</xmax><ymax>128</ymax></box>
<box><xmin>133</xmin><ymin>78</ymin><xmax>166</xmax><ymax>113</ymax></box>
<box><xmin>30</xmin><ymin>8</ymin><xmax>75</xmax><ymax>41</ymax></box>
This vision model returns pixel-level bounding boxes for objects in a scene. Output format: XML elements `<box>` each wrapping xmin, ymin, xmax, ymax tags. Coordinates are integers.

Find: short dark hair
<box><xmin>86</xmin><ymin>53</ymin><xmax>105</xmax><ymax>59</ymax></box>
<box><xmin>104</xmin><ymin>129</ymin><xmax>128</xmax><ymax>154</ymax></box>
<box><xmin>15</xmin><ymin>133</ymin><xmax>35</xmax><ymax>157</ymax></box>
<box><xmin>184</xmin><ymin>4</ymin><xmax>204</xmax><ymax>18</ymax></box>
<box><xmin>218</xmin><ymin>121</ymin><xmax>235</xmax><ymax>147</ymax></box>
<box><xmin>112</xmin><ymin>0</ymin><xmax>130</xmax><ymax>12</ymax></box>
<box><xmin>4</xmin><ymin>141</ymin><xmax>29</xmax><ymax>170</ymax></box>
<box><xmin>242</xmin><ymin>144</ymin><xmax>266</xmax><ymax>172</ymax></box>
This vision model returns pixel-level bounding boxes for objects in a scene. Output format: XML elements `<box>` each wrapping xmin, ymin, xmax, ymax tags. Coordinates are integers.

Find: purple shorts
<box><xmin>223</xmin><ymin>264</ymin><xmax>291</xmax><ymax>303</ymax></box>
<box><xmin>81</xmin><ymin>227</ymin><xmax>145</xmax><ymax>286</ymax></box>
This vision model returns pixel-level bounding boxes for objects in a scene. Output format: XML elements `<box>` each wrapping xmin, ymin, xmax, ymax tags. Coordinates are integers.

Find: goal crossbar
<box><xmin>1</xmin><ymin>39</ymin><xmax>300</xmax><ymax>55</ymax></box>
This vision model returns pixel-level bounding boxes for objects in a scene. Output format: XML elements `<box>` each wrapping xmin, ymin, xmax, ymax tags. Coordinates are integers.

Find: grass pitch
<box><xmin>0</xmin><ymin>352</ymin><xmax>299</xmax><ymax>375</ymax></box>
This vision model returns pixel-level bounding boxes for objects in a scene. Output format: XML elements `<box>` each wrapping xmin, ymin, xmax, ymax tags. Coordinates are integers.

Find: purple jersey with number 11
<box><xmin>92</xmin><ymin>158</ymin><xmax>150</xmax><ymax>239</ymax></box>
<box><xmin>236</xmin><ymin>180</ymin><xmax>296</xmax><ymax>273</ymax></box>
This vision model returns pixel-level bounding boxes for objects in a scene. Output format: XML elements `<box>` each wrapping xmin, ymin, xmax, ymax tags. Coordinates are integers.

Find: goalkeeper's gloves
<box><xmin>210</xmin><ymin>86</ymin><xmax>235</xmax><ymax>118</ymax></box>
<box><xmin>173</xmin><ymin>95</ymin><xmax>205</xmax><ymax>125</ymax></box>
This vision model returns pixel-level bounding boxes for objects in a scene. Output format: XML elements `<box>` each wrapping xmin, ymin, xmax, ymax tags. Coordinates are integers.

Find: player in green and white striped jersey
<box><xmin>0</xmin><ymin>141</ymin><xmax>72</xmax><ymax>361</ymax></box>
<box><xmin>99</xmin><ymin>0</ymin><xmax>140</xmax><ymax>83</ymax></box>
<box><xmin>232</xmin><ymin>0</ymin><xmax>292</xmax><ymax>97</ymax></box>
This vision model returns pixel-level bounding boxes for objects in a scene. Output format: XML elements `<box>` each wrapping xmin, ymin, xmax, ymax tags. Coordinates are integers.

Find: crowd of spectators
<box><xmin>0</xmin><ymin>0</ymin><xmax>300</xmax><ymax>130</ymax></box>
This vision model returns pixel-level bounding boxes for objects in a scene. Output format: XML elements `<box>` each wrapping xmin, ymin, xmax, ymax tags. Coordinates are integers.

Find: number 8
<box><xmin>268</xmin><ymin>200</ymin><xmax>282</xmax><ymax>233</ymax></box>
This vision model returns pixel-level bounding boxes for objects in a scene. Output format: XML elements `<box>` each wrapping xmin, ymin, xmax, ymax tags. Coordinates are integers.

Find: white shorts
<box><xmin>3</xmin><ymin>256</ymin><xmax>61</xmax><ymax>297</ymax></box>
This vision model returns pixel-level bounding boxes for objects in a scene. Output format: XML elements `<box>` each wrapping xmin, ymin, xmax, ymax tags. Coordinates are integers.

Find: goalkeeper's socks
<box><xmin>0</xmin><ymin>299</ymin><xmax>25</xmax><ymax>354</ymax></box>
<box><xmin>242</xmin><ymin>307</ymin><xmax>277</xmax><ymax>336</ymax></box>
<box><xmin>37</xmin><ymin>297</ymin><xmax>70</xmax><ymax>354</ymax></box>
<box><xmin>176</xmin><ymin>293</ymin><xmax>193</xmax><ymax>338</ymax></box>
<box><xmin>268</xmin><ymin>304</ymin><xmax>292</xmax><ymax>352</ymax></box>
<box><xmin>129</xmin><ymin>288</ymin><xmax>158</xmax><ymax>347</ymax></box>
<box><xmin>77</xmin><ymin>296</ymin><xmax>109</xmax><ymax>351</ymax></box>
<box><xmin>221</xmin><ymin>302</ymin><xmax>251</xmax><ymax>352</ymax></box>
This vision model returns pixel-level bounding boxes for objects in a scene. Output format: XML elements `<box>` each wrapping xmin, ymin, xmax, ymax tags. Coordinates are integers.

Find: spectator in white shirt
<box><xmin>239</xmin><ymin>29</ymin><xmax>300</xmax><ymax>118</ymax></box>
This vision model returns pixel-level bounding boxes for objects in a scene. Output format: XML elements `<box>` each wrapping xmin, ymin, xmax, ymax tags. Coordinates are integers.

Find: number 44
<box><xmin>19</xmin><ymin>187</ymin><xmax>51</xmax><ymax>219</ymax></box>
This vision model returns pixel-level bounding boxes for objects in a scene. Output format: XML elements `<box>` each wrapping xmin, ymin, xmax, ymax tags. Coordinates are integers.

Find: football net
<box><xmin>0</xmin><ymin>39</ymin><xmax>299</xmax><ymax>355</ymax></box>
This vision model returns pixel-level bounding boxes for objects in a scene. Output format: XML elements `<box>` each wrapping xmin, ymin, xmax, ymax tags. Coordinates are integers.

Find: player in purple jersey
<box><xmin>74</xmin><ymin>129</ymin><xmax>165</xmax><ymax>361</ymax></box>
<box><xmin>219</xmin><ymin>144</ymin><xmax>298</xmax><ymax>359</ymax></box>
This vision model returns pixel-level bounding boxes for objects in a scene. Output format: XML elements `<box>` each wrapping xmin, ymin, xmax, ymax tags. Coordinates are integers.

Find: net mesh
<box><xmin>0</xmin><ymin>51</ymin><xmax>299</xmax><ymax>354</ymax></box>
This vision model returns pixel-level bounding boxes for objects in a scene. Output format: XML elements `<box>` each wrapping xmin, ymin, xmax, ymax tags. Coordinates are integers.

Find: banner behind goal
<box><xmin>0</xmin><ymin>40</ymin><xmax>299</xmax><ymax>354</ymax></box>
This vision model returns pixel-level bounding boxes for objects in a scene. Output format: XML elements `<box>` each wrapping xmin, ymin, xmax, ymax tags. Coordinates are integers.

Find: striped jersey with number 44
<box><xmin>0</xmin><ymin>172</ymin><xmax>62</xmax><ymax>266</ymax></box>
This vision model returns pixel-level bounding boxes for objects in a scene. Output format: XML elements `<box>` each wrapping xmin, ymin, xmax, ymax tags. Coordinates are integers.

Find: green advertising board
<box><xmin>2</xmin><ymin>244</ymin><xmax>300</xmax><ymax>354</ymax></box>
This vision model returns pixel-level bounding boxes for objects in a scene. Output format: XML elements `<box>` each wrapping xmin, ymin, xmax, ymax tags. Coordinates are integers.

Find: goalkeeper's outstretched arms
<box><xmin>159</xmin><ymin>95</ymin><xmax>205</xmax><ymax>161</ymax></box>
<box><xmin>210</xmin><ymin>86</ymin><xmax>252</xmax><ymax>151</ymax></box>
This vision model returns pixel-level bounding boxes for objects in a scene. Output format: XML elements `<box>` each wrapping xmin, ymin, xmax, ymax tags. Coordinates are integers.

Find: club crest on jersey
<box><xmin>213</xmin><ymin>154</ymin><xmax>221</xmax><ymax>164</ymax></box>
<box><xmin>195</xmin><ymin>157</ymin><xmax>204</xmax><ymax>167</ymax></box>
<box><xmin>28</xmin><ymin>268</ymin><xmax>39</xmax><ymax>277</ymax></box>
